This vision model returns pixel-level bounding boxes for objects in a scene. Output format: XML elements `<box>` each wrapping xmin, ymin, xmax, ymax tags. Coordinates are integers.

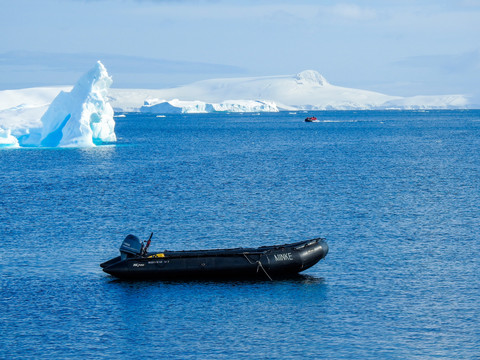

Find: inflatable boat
<box><xmin>101</xmin><ymin>234</ymin><xmax>328</xmax><ymax>280</ymax></box>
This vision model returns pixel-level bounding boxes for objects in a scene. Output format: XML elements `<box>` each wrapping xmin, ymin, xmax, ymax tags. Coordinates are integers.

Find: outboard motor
<box><xmin>120</xmin><ymin>234</ymin><xmax>143</xmax><ymax>260</ymax></box>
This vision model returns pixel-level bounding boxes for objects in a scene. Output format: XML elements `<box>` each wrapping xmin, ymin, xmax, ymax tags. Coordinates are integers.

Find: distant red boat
<box><xmin>305</xmin><ymin>116</ymin><xmax>319</xmax><ymax>122</ymax></box>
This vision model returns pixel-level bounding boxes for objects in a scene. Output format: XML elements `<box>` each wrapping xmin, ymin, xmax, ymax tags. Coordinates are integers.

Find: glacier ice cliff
<box><xmin>20</xmin><ymin>61</ymin><xmax>116</xmax><ymax>147</ymax></box>
<box><xmin>140</xmin><ymin>99</ymin><xmax>279</xmax><ymax>114</ymax></box>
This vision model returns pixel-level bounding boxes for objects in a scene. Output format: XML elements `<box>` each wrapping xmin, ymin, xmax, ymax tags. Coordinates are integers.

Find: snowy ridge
<box><xmin>108</xmin><ymin>70</ymin><xmax>468</xmax><ymax>113</ymax></box>
<box><xmin>381</xmin><ymin>95</ymin><xmax>469</xmax><ymax>110</ymax></box>
<box><xmin>0</xmin><ymin>86</ymin><xmax>69</xmax><ymax>133</ymax></box>
<box><xmin>295</xmin><ymin>70</ymin><xmax>328</xmax><ymax>86</ymax></box>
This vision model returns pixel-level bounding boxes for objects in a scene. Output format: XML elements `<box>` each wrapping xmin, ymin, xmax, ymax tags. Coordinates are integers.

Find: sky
<box><xmin>1</xmin><ymin>0</ymin><xmax>479</xmax><ymax>103</ymax></box>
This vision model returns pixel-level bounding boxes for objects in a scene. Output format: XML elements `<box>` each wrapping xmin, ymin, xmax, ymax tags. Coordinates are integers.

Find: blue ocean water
<box><xmin>1</xmin><ymin>110</ymin><xmax>479</xmax><ymax>359</ymax></box>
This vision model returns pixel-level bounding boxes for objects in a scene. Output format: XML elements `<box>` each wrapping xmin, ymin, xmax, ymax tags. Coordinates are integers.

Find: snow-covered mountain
<box><xmin>108</xmin><ymin>70</ymin><xmax>468</xmax><ymax>112</ymax></box>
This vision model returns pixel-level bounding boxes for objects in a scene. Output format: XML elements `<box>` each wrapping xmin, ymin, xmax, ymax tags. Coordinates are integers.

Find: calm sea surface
<box><xmin>1</xmin><ymin>111</ymin><xmax>479</xmax><ymax>359</ymax></box>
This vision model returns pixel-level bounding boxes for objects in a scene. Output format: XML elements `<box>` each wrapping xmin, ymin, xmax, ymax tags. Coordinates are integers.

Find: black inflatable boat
<box><xmin>101</xmin><ymin>234</ymin><xmax>328</xmax><ymax>280</ymax></box>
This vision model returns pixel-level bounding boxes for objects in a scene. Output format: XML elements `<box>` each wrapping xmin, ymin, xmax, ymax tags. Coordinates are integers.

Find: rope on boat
<box><xmin>256</xmin><ymin>260</ymin><xmax>273</xmax><ymax>281</ymax></box>
<box><xmin>243</xmin><ymin>253</ymin><xmax>273</xmax><ymax>281</ymax></box>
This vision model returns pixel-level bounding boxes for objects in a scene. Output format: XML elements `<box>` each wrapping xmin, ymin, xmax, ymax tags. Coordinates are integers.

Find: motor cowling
<box><xmin>120</xmin><ymin>234</ymin><xmax>143</xmax><ymax>260</ymax></box>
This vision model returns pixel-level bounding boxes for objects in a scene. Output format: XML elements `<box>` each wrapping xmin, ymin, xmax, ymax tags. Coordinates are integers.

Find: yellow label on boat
<box><xmin>148</xmin><ymin>253</ymin><xmax>165</xmax><ymax>258</ymax></box>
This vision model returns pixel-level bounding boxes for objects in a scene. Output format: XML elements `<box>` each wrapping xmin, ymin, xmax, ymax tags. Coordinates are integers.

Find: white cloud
<box><xmin>330</xmin><ymin>3</ymin><xmax>377</xmax><ymax>21</ymax></box>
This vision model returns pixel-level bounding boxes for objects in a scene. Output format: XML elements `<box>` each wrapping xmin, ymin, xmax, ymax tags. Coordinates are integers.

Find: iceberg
<box><xmin>19</xmin><ymin>61</ymin><xmax>116</xmax><ymax>147</ymax></box>
<box><xmin>211</xmin><ymin>100</ymin><xmax>278</xmax><ymax>113</ymax></box>
<box><xmin>140</xmin><ymin>98</ymin><xmax>279</xmax><ymax>114</ymax></box>
<box><xmin>141</xmin><ymin>99</ymin><xmax>211</xmax><ymax>114</ymax></box>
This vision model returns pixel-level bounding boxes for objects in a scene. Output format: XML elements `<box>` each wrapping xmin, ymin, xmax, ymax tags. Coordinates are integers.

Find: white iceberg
<box><xmin>211</xmin><ymin>100</ymin><xmax>278</xmax><ymax>113</ymax></box>
<box><xmin>141</xmin><ymin>99</ymin><xmax>211</xmax><ymax>114</ymax></box>
<box><xmin>19</xmin><ymin>61</ymin><xmax>116</xmax><ymax>147</ymax></box>
<box><xmin>140</xmin><ymin>98</ymin><xmax>279</xmax><ymax>114</ymax></box>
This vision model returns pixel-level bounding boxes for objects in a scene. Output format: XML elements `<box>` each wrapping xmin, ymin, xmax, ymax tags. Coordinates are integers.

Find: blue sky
<box><xmin>1</xmin><ymin>0</ymin><xmax>479</xmax><ymax>102</ymax></box>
